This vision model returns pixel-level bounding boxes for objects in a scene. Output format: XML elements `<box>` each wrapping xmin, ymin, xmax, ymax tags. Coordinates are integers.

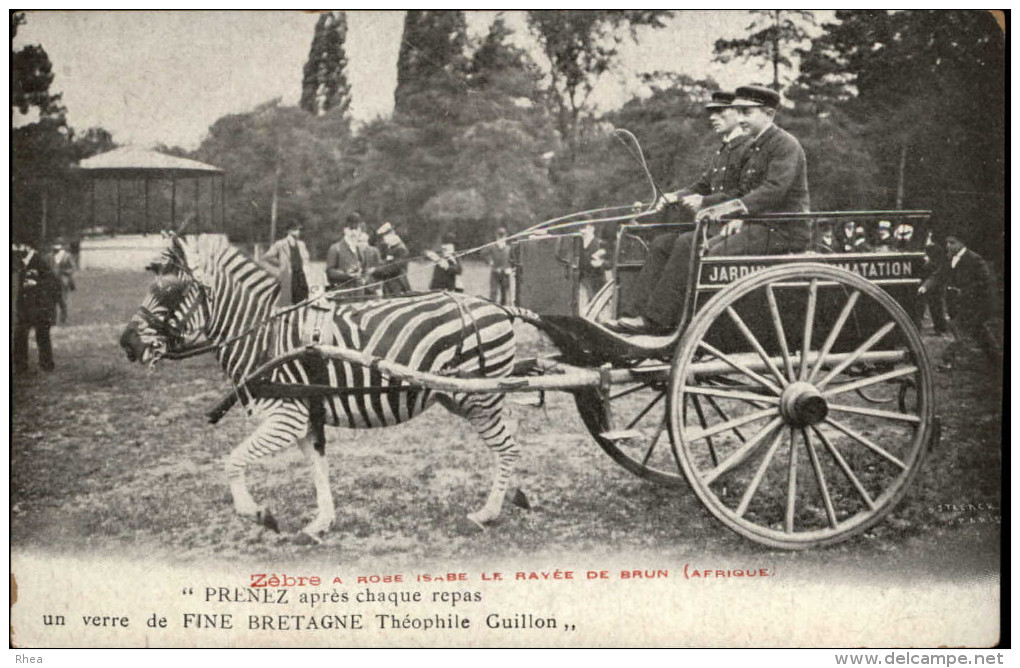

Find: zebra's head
<box><xmin>121</xmin><ymin>233</ymin><xmax>210</xmax><ymax>367</ymax></box>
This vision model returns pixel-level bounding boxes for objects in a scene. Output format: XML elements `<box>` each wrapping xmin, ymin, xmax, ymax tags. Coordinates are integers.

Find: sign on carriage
<box><xmin>10</xmin><ymin>10</ymin><xmax>1003</xmax><ymax>654</ymax></box>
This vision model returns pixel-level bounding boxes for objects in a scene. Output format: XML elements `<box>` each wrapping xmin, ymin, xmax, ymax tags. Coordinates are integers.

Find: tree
<box><xmin>525</xmin><ymin>10</ymin><xmax>672</xmax><ymax>162</ymax></box>
<box><xmin>794</xmin><ymin>10</ymin><xmax>1004</xmax><ymax>264</ymax></box>
<box><xmin>713</xmin><ymin>10</ymin><xmax>816</xmax><ymax>90</ymax></box>
<box><xmin>12</xmin><ymin>12</ymin><xmax>71</xmax><ymax>244</ymax></box>
<box><xmin>300</xmin><ymin>11</ymin><xmax>352</xmax><ymax>117</ymax></box>
<box><xmin>394</xmin><ymin>10</ymin><xmax>470</xmax><ymax>120</ymax></box>
<box><xmin>191</xmin><ymin>100</ymin><xmax>351</xmax><ymax>256</ymax></box>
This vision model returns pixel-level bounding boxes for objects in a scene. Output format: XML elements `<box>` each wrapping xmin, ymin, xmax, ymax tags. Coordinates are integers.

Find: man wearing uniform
<box><xmin>606</xmin><ymin>90</ymin><xmax>750</xmax><ymax>333</ymax></box>
<box><xmin>370</xmin><ymin>222</ymin><xmax>411</xmax><ymax>296</ymax></box>
<box><xmin>608</xmin><ymin>85</ymin><xmax>809</xmax><ymax>334</ymax></box>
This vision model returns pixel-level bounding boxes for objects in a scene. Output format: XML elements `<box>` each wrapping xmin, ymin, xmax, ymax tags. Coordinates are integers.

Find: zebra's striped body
<box><xmin>122</xmin><ymin>234</ymin><xmax>530</xmax><ymax>541</ymax></box>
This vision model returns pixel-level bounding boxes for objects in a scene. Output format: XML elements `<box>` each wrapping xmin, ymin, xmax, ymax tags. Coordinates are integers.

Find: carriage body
<box><xmin>514</xmin><ymin>209</ymin><xmax>937</xmax><ymax>549</ymax></box>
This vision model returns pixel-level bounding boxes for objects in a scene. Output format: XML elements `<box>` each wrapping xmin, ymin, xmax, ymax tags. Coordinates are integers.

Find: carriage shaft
<box><xmin>304</xmin><ymin>346</ymin><xmax>909</xmax><ymax>395</ymax></box>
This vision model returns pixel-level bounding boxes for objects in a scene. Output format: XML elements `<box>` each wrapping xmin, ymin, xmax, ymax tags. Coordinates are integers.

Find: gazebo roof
<box><xmin>76</xmin><ymin>146</ymin><xmax>223</xmax><ymax>179</ymax></box>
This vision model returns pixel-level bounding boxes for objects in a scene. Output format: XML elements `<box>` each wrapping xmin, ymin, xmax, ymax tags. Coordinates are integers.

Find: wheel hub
<box><xmin>780</xmin><ymin>381</ymin><xmax>828</xmax><ymax>427</ymax></box>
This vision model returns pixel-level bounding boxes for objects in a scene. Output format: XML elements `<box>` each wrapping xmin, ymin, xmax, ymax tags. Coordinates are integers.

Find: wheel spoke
<box><xmin>785</xmin><ymin>428</ymin><xmax>798</xmax><ymax>533</ymax></box>
<box><xmin>726</xmin><ymin>306</ymin><xmax>789</xmax><ymax>389</ymax></box>
<box><xmin>610</xmin><ymin>382</ymin><xmax>652</xmax><ymax>401</ymax></box>
<box><xmin>641</xmin><ymin>416</ymin><xmax>668</xmax><ymax>467</ymax></box>
<box><xmin>799</xmin><ymin>279</ymin><xmax>818</xmax><ymax>380</ymax></box>
<box><xmin>804</xmin><ymin>428</ymin><xmax>838</xmax><ymax>529</ymax></box>
<box><xmin>698</xmin><ymin>341</ymin><xmax>784</xmax><ymax>396</ymax></box>
<box><xmin>702</xmin><ymin>393</ymin><xmax>748</xmax><ymax>443</ymax></box>
<box><xmin>685</xmin><ymin>407</ymin><xmax>778</xmax><ymax>443</ymax></box>
<box><xmin>811</xmin><ymin>426</ymin><xmax>876</xmax><ymax>511</ymax></box>
<box><xmin>808</xmin><ymin>290</ymin><xmax>860</xmax><ymax>383</ymax></box>
<box><xmin>827</xmin><ymin>403</ymin><xmax>922</xmax><ymax>424</ymax></box>
<box><xmin>689</xmin><ymin>394</ymin><xmax>719</xmax><ymax>467</ymax></box>
<box><xmin>702</xmin><ymin>417</ymin><xmax>784</xmax><ymax>485</ymax></box>
<box><xmin>766</xmin><ymin>284</ymin><xmax>795</xmax><ymax>382</ymax></box>
<box><xmin>816</xmin><ymin>322</ymin><xmax>897</xmax><ymax>390</ymax></box>
<box><xmin>683</xmin><ymin>385</ymin><xmax>780</xmax><ymax>404</ymax></box>
<box><xmin>824</xmin><ymin>418</ymin><xmax>907</xmax><ymax>469</ymax></box>
<box><xmin>822</xmin><ymin>366</ymin><xmax>918</xmax><ymax>398</ymax></box>
<box><xmin>624</xmin><ymin>391</ymin><xmax>665</xmax><ymax>431</ymax></box>
<box><xmin>735</xmin><ymin>427</ymin><xmax>786</xmax><ymax>517</ymax></box>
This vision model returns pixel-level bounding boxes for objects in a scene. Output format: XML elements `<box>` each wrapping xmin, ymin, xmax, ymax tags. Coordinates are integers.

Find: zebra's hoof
<box><xmin>457</xmin><ymin>515</ymin><xmax>487</xmax><ymax>535</ymax></box>
<box><xmin>293</xmin><ymin>530</ymin><xmax>324</xmax><ymax>546</ymax></box>
<box><xmin>511</xmin><ymin>488</ymin><xmax>532</xmax><ymax>510</ymax></box>
<box><xmin>257</xmin><ymin>509</ymin><xmax>280</xmax><ymax>533</ymax></box>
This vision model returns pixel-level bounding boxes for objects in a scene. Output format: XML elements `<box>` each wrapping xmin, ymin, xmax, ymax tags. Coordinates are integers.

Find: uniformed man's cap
<box><xmin>705</xmin><ymin>91</ymin><xmax>736</xmax><ymax>110</ymax></box>
<box><xmin>377</xmin><ymin>222</ymin><xmax>395</xmax><ymax>236</ymax></box>
<box><xmin>731</xmin><ymin>85</ymin><xmax>782</xmax><ymax>109</ymax></box>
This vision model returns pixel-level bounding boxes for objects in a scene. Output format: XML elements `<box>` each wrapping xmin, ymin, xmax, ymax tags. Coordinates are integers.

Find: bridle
<box><xmin>139</xmin><ymin>238</ymin><xmax>217</xmax><ymax>361</ymax></box>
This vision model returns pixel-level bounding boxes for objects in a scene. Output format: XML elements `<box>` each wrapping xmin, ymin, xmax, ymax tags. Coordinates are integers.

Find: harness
<box><xmin>444</xmin><ymin>291</ymin><xmax>488</xmax><ymax>377</ymax></box>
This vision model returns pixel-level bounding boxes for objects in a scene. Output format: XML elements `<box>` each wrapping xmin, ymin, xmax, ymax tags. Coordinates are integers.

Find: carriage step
<box><xmin>600</xmin><ymin>429</ymin><xmax>645</xmax><ymax>442</ymax></box>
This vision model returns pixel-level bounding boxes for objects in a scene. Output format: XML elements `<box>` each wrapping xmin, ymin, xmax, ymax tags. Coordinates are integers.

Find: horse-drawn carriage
<box><xmin>123</xmin><ymin>206</ymin><xmax>937</xmax><ymax>550</ymax></box>
<box><xmin>513</xmin><ymin>209</ymin><xmax>936</xmax><ymax>548</ymax></box>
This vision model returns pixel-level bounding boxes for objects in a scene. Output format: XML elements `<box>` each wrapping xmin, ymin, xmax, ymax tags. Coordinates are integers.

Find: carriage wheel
<box><xmin>668</xmin><ymin>264</ymin><xmax>934</xmax><ymax>549</ymax></box>
<box><xmin>575</xmin><ymin>359</ymin><xmax>684</xmax><ymax>486</ymax></box>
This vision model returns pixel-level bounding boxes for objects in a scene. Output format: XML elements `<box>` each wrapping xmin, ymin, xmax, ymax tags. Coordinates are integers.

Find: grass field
<box><xmin>10</xmin><ymin>265</ymin><xmax>1002</xmax><ymax>577</ymax></box>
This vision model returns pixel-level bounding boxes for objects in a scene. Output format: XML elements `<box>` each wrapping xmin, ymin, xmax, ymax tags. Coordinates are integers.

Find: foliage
<box><xmin>190</xmin><ymin>100</ymin><xmax>351</xmax><ymax>257</ymax></box>
<box><xmin>525</xmin><ymin>10</ymin><xmax>672</xmax><ymax>163</ymax></box>
<box><xmin>713</xmin><ymin>10</ymin><xmax>816</xmax><ymax>91</ymax></box>
<box><xmin>794</xmin><ymin>10</ymin><xmax>1004</xmax><ymax>262</ymax></box>
<box><xmin>300</xmin><ymin>12</ymin><xmax>352</xmax><ymax>117</ymax></box>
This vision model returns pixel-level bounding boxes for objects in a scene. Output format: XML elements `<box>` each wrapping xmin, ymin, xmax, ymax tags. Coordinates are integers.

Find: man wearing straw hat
<box><xmin>606</xmin><ymin>85</ymin><xmax>809</xmax><ymax>335</ymax></box>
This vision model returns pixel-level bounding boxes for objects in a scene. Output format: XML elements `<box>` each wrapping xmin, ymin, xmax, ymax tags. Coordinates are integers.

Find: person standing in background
<box><xmin>13</xmin><ymin>241</ymin><xmax>60</xmax><ymax>373</ymax></box>
<box><xmin>52</xmin><ymin>238</ymin><xmax>76</xmax><ymax>324</ymax></box>
<box><xmin>919</xmin><ymin>232</ymin><xmax>1000</xmax><ymax>369</ymax></box>
<box><xmin>427</xmin><ymin>233</ymin><xmax>462</xmax><ymax>291</ymax></box>
<box><xmin>260</xmin><ymin>219</ymin><xmax>310</xmax><ymax>307</ymax></box>
<box><xmin>577</xmin><ymin>223</ymin><xmax>609</xmax><ymax>308</ymax></box>
<box><xmin>371</xmin><ymin>222</ymin><xmax>411</xmax><ymax>296</ymax></box>
<box><xmin>358</xmin><ymin>229</ymin><xmax>383</xmax><ymax>297</ymax></box>
<box><xmin>326</xmin><ymin>213</ymin><xmax>366</xmax><ymax>293</ymax></box>
<box><xmin>487</xmin><ymin>227</ymin><xmax>513</xmax><ymax>305</ymax></box>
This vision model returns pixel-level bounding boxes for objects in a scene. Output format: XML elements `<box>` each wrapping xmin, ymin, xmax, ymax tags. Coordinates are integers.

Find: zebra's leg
<box><xmin>455</xmin><ymin>393</ymin><xmax>522</xmax><ymax>528</ymax></box>
<box><xmin>295</xmin><ymin>429</ymin><xmax>335</xmax><ymax>543</ymax></box>
<box><xmin>225</xmin><ymin>401</ymin><xmax>308</xmax><ymax>532</ymax></box>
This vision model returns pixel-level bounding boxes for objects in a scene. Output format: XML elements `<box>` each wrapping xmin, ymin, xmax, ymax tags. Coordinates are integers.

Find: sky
<box><xmin>13</xmin><ymin>10</ymin><xmax>825</xmax><ymax>150</ymax></box>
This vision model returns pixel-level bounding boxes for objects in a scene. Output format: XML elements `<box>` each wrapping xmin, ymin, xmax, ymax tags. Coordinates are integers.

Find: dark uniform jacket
<box><xmin>679</xmin><ymin>131</ymin><xmax>752</xmax><ymax>207</ymax></box>
<box><xmin>374</xmin><ymin>239</ymin><xmax>412</xmax><ymax>295</ymax></box>
<box><xmin>923</xmin><ymin>249</ymin><xmax>998</xmax><ymax>325</ymax></box>
<box><xmin>730</xmin><ymin>123</ymin><xmax>811</xmax><ymax>248</ymax></box>
<box><xmin>14</xmin><ymin>248</ymin><xmax>60</xmax><ymax>326</ymax></box>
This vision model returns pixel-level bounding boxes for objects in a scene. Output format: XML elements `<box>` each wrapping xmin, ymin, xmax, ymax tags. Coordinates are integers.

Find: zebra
<box><xmin>120</xmin><ymin>233</ymin><xmax>541</xmax><ymax>543</ymax></box>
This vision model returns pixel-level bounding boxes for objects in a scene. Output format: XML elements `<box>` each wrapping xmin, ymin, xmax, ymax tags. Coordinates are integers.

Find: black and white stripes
<box><xmin>128</xmin><ymin>233</ymin><xmax>530</xmax><ymax>539</ymax></box>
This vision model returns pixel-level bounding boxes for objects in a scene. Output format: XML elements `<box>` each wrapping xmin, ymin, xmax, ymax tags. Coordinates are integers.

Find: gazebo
<box><xmin>76</xmin><ymin>146</ymin><xmax>225</xmax><ymax>234</ymax></box>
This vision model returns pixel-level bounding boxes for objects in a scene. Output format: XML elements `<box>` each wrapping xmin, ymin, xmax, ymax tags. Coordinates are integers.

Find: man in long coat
<box><xmin>260</xmin><ymin>220</ymin><xmax>311</xmax><ymax>307</ymax></box>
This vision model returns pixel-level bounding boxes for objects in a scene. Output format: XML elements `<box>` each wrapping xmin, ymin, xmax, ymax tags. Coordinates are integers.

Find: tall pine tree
<box><xmin>394</xmin><ymin>10</ymin><xmax>469</xmax><ymax>120</ymax></box>
<box><xmin>300</xmin><ymin>11</ymin><xmax>352</xmax><ymax>117</ymax></box>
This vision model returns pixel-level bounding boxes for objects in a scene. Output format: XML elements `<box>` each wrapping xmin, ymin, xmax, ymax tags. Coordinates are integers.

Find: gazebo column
<box><xmin>144</xmin><ymin>177</ymin><xmax>150</xmax><ymax>234</ymax></box>
<box><xmin>171</xmin><ymin>175</ymin><xmax>177</xmax><ymax>229</ymax></box>
<box><xmin>116</xmin><ymin>178</ymin><xmax>122</xmax><ymax>232</ymax></box>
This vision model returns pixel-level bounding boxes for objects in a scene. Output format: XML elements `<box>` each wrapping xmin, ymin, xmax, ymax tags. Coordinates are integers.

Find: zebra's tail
<box><xmin>497</xmin><ymin>304</ymin><xmax>546</xmax><ymax>328</ymax></box>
